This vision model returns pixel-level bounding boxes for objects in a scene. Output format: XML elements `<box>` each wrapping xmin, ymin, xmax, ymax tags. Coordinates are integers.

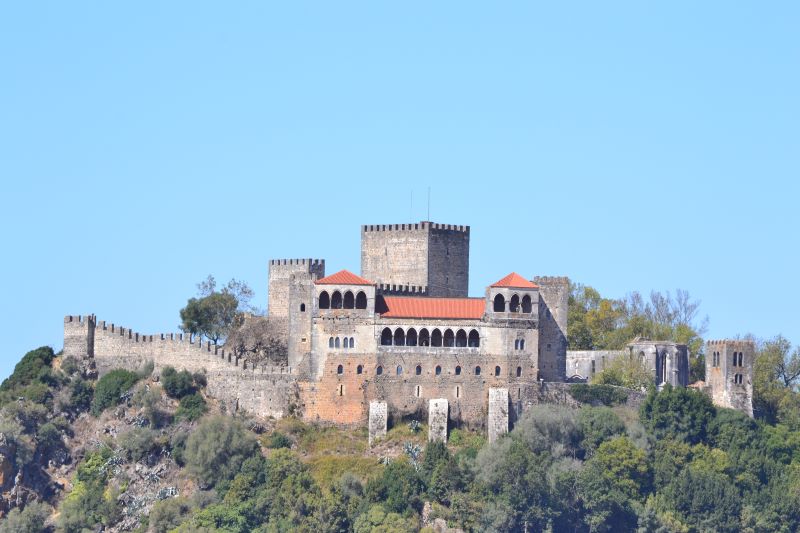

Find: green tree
<box><xmin>578</xmin><ymin>406</ymin><xmax>626</xmax><ymax>455</ymax></box>
<box><xmin>753</xmin><ymin>335</ymin><xmax>800</xmax><ymax>423</ymax></box>
<box><xmin>184</xmin><ymin>415</ymin><xmax>259</xmax><ymax>489</ymax></box>
<box><xmin>161</xmin><ymin>366</ymin><xmax>196</xmax><ymax>399</ymax></box>
<box><xmin>0</xmin><ymin>501</ymin><xmax>52</xmax><ymax>533</ymax></box>
<box><xmin>179</xmin><ymin>275</ymin><xmax>255</xmax><ymax>344</ymax></box>
<box><xmin>91</xmin><ymin>369</ymin><xmax>140</xmax><ymax>416</ymax></box>
<box><xmin>640</xmin><ymin>384</ymin><xmax>715</xmax><ymax>445</ymax></box>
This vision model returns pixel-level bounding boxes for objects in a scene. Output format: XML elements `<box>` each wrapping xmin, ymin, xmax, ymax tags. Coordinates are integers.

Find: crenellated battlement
<box><xmin>706</xmin><ymin>339</ymin><xmax>755</xmax><ymax>347</ymax></box>
<box><xmin>375</xmin><ymin>283</ymin><xmax>429</xmax><ymax>296</ymax></box>
<box><xmin>533</xmin><ymin>276</ymin><xmax>570</xmax><ymax>285</ymax></box>
<box><xmin>64</xmin><ymin>314</ymin><xmax>95</xmax><ymax>325</ymax></box>
<box><xmin>269</xmin><ymin>258</ymin><xmax>325</xmax><ymax>267</ymax></box>
<box><xmin>362</xmin><ymin>222</ymin><xmax>469</xmax><ymax>233</ymax></box>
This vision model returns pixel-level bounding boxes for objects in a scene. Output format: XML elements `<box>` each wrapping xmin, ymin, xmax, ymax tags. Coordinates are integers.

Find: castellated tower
<box><xmin>361</xmin><ymin>222</ymin><xmax>469</xmax><ymax>297</ymax></box>
<box><xmin>268</xmin><ymin>259</ymin><xmax>325</xmax><ymax>373</ymax></box>
<box><xmin>706</xmin><ymin>339</ymin><xmax>754</xmax><ymax>417</ymax></box>
<box><xmin>534</xmin><ymin>277</ymin><xmax>569</xmax><ymax>382</ymax></box>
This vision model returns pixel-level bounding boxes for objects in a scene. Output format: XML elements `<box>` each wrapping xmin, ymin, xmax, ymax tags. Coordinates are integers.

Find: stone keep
<box><xmin>428</xmin><ymin>399</ymin><xmax>449</xmax><ymax>443</ymax></box>
<box><xmin>361</xmin><ymin>222</ymin><xmax>469</xmax><ymax>297</ymax></box>
<box><xmin>368</xmin><ymin>401</ymin><xmax>387</xmax><ymax>446</ymax></box>
<box><xmin>488</xmin><ymin>388</ymin><xmax>509</xmax><ymax>443</ymax></box>
<box><xmin>706</xmin><ymin>340</ymin><xmax>754</xmax><ymax>417</ymax></box>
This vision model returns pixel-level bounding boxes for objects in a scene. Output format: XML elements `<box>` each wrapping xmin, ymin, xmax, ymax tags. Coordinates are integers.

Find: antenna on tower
<box><xmin>427</xmin><ymin>187</ymin><xmax>431</xmax><ymax>221</ymax></box>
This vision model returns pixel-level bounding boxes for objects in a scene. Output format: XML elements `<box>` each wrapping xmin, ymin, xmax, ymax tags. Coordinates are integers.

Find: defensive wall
<box><xmin>64</xmin><ymin>315</ymin><xmax>296</xmax><ymax>419</ymax></box>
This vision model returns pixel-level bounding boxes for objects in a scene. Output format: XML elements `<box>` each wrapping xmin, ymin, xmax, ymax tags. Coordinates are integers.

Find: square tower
<box><xmin>706</xmin><ymin>339</ymin><xmax>754</xmax><ymax>417</ymax></box>
<box><xmin>361</xmin><ymin>222</ymin><xmax>469</xmax><ymax>297</ymax></box>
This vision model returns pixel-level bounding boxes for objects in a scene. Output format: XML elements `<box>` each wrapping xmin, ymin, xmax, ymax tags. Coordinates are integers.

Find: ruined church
<box><xmin>63</xmin><ymin>221</ymin><xmax>753</xmax><ymax>442</ymax></box>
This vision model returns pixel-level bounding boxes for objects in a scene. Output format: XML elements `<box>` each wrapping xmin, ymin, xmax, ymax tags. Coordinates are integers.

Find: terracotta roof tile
<box><xmin>315</xmin><ymin>270</ymin><xmax>374</xmax><ymax>286</ymax></box>
<box><xmin>490</xmin><ymin>272</ymin><xmax>538</xmax><ymax>289</ymax></box>
<box><xmin>379</xmin><ymin>296</ymin><xmax>485</xmax><ymax>320</ymax></box>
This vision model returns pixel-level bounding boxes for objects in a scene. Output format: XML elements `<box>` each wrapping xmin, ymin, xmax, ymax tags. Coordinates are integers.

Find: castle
<box><xmin>63</xmin><ymin>221</ymin><xmax>754</xmax><ymax>442</ymax></box>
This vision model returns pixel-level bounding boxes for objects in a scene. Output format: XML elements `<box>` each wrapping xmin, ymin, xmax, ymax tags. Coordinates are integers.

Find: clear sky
<box><xmin>1</xmin><ymin>2</ymin><xmax>798</xmax><ymax>380</ymax></box>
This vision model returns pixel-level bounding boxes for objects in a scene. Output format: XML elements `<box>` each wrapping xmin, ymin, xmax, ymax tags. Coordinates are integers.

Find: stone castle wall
<box><xmin>63</xmin><ymin>316</ymin><xmax>296</xmax><ymax>419</ymax></box>
<box><xmin>535</xmin><ymin>277</ymin><xmax>569</xmax><ymax>381</ymax></box>
<box><xmin>706</xmin><ymin>339</ymin><xmax>754</xmax><ymax>417</ymax></box>
<box><xmin>267</xmin><ymin>259</ymin><xmax>325</xmax><ymax>321</ymax></box>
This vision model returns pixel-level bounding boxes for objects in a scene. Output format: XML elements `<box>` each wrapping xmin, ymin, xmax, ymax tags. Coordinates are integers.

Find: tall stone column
<box><xmin>428</xmin><ymin>399</ymin><xmax>449</xmax><ymax>443</ymax></box>
<box><xmin>488</xmin><ymin>388</ymin><xmax>509</xmax><ymax>443</ymax></box>
<box><xmin>368</xmin><ymin>401</ymin><xmax>387</xmax><ymax>446</ymax></box>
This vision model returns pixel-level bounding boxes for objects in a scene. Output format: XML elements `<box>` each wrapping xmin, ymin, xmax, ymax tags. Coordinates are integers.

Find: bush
<box><xmin>91</xmin><ymin>369</ymin><xmax>140</xmax><ymax>416</ymax></box>
<box><xmin>570</xmin><ymin>384</ymin><xmax>629</xmax><ymax>406</ymax></box>
<box><xmin>149</xmin><ymin>497</ymin><xmax>193</xmax><ymax>533</ymax></box>
<box><xmin>68</xmin><ymin>377</ymin><xmax>94</xmax><ymax>413</ymax></box>
<box><xmin>161</xmin><ymin>366</ymin><xmax>196</xmax><ymax>399</ymax></box>
<box><xmin>117</xmin><ymin>428</ymin><xmax>160</xmax><ymax>462</ymax></box>
<box><xmin>578</xmin><ymin>407</ymin><xmax>626</xmax><ymax>455</ymax></box>
<box><xmin>60</xmin><ymin>356</ymin><xmax>80</xmax><ymax>376</ymax></box>
<box><xmin>183</xmin><ymin>415</ymin><xmax>259</xmax><ymax>489</ymax></box>
<box><xmin>0</xmin><ymin>347</ymin><xmax>55</xmax><ymax>393</ymax></box>
<box><xmin>176</xmin><ymin>393</ymin><xmax>207</xmax><ymax>421</ymax></box>
<box><xmin>0</xmin><ymin>501</ymin><xmax>52</xmax><ymax>533</ymax></box>
<box><xmin>266</xmin><ymin>431</ymin><xmax>292</xmax><ymax>449</ymax></box>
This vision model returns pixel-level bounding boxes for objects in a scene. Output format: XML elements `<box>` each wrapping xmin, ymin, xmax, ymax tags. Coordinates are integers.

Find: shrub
<box><xmin>36</xmin><ymin>421</ymin><xmax>64</xmax><ymax>457</ymax></box>
<box><xmin>117</xmin><ymin>428</ymin><xmax>160</xmax><ymax>462</ymax></box>
<box><xmin>183</xmin><ymin>415</ymin><xmax>259</xmax><ymax>488</ymax></box>
<box><xmin>0</xmin><ymin>347</ymin><xmax>55</xmax><ymax>393</ymax></box>
<box><xmin>578</xmin><ymin>407</ymin><xmax>626</xmax><ymax>455</ymax></box>
<box><xmin>68</xmin><ymin>377</ymin><xmax>94</xmax><ymax>413</ymax></box>
<box><xmin>91</xmin><ymin>369</ymin><xmax>140</xmax><ymax>416</ymax></box>
<box><xmin>192</xmin><ymin>371</ymin><xmax>208</xmax><ymax>388</ymax></box>
<box><xmin>0</xmin><ymin>501</ymin><xmax>52</xmax><ymax>533</ymax></box>
<box><xmin>149</xmin><ymin>497</ymin><xmax>193</xmax><ymax>533</ymax></box>
<box><xmin>161</xmin><ymin>366</ymin><xmax>195</xmax><ymax>399</ymax></box>
<box><xmin>60</xmin><ymin>356</ymin><xmax>80</xmax><ymax>376</ymax></box>
<box><xmin>570</xmin><ymin>384</ymin><xmax>629</xmax><ymax>406</ymax></box>
<box><xmin>176</xmin><ymin>393</ymin><xmax>207</xmax><ymax>421</ymax></box>
<box><xmin>266</xmin><ymin>431</ymin><xmax>292</xmax><ymax>449</ymax></box>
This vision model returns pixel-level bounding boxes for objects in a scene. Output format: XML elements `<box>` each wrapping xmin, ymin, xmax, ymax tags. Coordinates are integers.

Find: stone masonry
<box><xmin>368</xmin><ymin>401</ymin><xmax>387</xmax><ymax>446</ymax></box>
<box><xmin>428</xmin><ymin>399</ymin><xmax>449</xmax><ymax>443</ymax></box>
<box><xmin>488</xmin><ymin>388</ymin><xmax>509</xmax><ymax>443</ymax></box>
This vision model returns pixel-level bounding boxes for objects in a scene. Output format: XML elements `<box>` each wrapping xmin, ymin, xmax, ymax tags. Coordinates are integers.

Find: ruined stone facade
<box><xmin>62</xmin><ymin>220</ymin><xmax>753</xmax><ymax>441</ymax></box>
<box><xmin>704</xmin><ymin>339</ymin><xmax>754</xmax><ymax>417</ymax></box>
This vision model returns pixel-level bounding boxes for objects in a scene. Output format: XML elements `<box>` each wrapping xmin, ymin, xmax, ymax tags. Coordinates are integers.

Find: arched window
<box><xmin>329</xmin><ymin>337</ymin><xmax>334</xmax><ymax>348</ymax></box>
<box><xmin>416</xmin><ymin>365</ymin><xmax>422</xmax><ymax>375</ymax></box>
<box><xmin>435</xmin><ymin>365</ymin><xmax>441</xmax><ymax>376</ymax></box>
<box><xmin>521</xmin><ymin>294</ymin><xmax>532</xmax><ymax>313</ymax></box>
<box><xmin>355</xmin><ymin>291</ymin><xmax>367</xmax><ymax>309</ymax></box>
<box><xmin>376</xmin><ymin>365</ymin><xmax>383</xmax><ymax>375</ymax></box>
<box><xmin>394</xmin><ymin>328</ymin><xmax>406</xmax><ymax>346</ymax></box>
<box><xmin>520</xmin><ymin>339</ymin><xmax>525</xmax><ymax>350</ymax></box>
<box><xmin>732</xmin><ymin>352</ymin><xmax>737</xmax><ymax>367</ymax></box>
<box><xmin>357</xmin><ymin>365</ymin><xmax>363</xmax><ymax>374</ymax></box>
<box><xmin>493</xmin><ymin>293</ymin><xmax>506</xmax><ymax>312</ymax></box>
<box><xmin>335</xmin><ymin>337</ymin><xmax>341</xmax><ymax>349</ymax></box>
<box><xmin>468</xmin><ymin>329</ymin><xmax>480</xmax><ymax>347</ymax></box>
<box><xmin>509</xmin><ymin>294</ymin><xmax>520</xmax><ymax>313</ymax></box>
<box><xmin>514</xmin><ymin>339</ymin><xmax>519</xmax><ymax>350</ymax></box>
<box><xmin>431</xmin><ymin>329</ymin><xmax>442</xmax><ymax>347</ymax></box>
<box><xmin>455</xmin><ymin>329</ymin><xmax>467</xmax><ymax>347</ymax></box>
<box><xmin>455</xmin><ymin>366</ymin><xmax>461</xmax><ymax>375</ymax></box>
<box><xmin>380</xmin><ymin>328</ymin><xmax>392</xmax><ymax>346</ymax></box>
<box><xmin>406</xmin><ymin>328</ymin><xmax>418</xmax><ymax>347</ymax></box>
<box><xmin>419</xmin><ymin>329</ymin><xmax>430</xmax><ymax>346</ymax></box>
<box><xmin>344</xmin><ymin>291</ymin><xmax>355</xmax><ymax>309</ymax></box>
<box><xmin>738</xmin><ymin>352</ymin><xmax>743</xmax><ymax>366</ymax></box>
<box><xmin>396</xmin><ymin>365</ymin><xmax>403</xmax><ymax>375</ymax></box>
<box><xmin>495</xmin><ymin>366</ymin><xmax>501</xmax><ymax>376</ymax></box>
<box><xmin>443</xmin><ymin>329</ymin><xmax>455</xmax><ymax>347</ymax></box>
<box><xmin>319</xmin><ymin>291</ymin><xmax>330</xmax><ymax>309</ymax></box>
<box><xmin>516</xmin><ymin>366</ymin><xmax>522</xmax><ymax>377</ymax></box>
<box><xmin>300</xmin><ymin>303</ymin><xmax>306</xmax><ymax>312</ymax></box>
<box><xmin>331</xmin><ymin>291</ymin><xmax>343</xmax><ymax>309</ymax></box>
<box><xmin>349</xmin><ymin>337</ymin><xmax>355</xmax><ymax>348</ymax></box>
<box><xmin>337</xmin><ymin>364</ymin><xmax>343</xmax><ymax>375</ymax></box>
<box><xmin>475</xmin><ymin>366</ymin><xmax>481</xmax><ymax>376</ymax></box>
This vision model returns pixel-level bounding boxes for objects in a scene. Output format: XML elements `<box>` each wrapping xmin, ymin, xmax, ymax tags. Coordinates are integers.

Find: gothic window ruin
<box><xmin>493</xmin><ymin>294</ymin><xmax>505</xmax><ymax>312</ymax></box>
<box><xmin>381</xmin><ymin>328</ymin><xmax>392</xmax><ymax>346</ymax></box>
<box><xmin>509</xmin><ymin>294</ymin><xmax>520</xmax><ymax>313</ymax></box>
<box><xmin>319</xmin><ymin>291</ymin><xmax>330</xmax><ymax>309</ymax></box>
<box><xmin>355</xmin><ymin>291</ymin><xmax>367</xmax><ymax>309</ymax></box>
<box><xmin>344</xmin><ymin>291</ymin><xmax>355</xmax><ymax>309</ymax></box>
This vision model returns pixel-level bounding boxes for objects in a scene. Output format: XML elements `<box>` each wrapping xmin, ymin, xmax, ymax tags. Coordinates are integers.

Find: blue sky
<box><xmin>1</xmin><ymin>2</ymin><xmax>798</xmax><ymax>379</ymax></box>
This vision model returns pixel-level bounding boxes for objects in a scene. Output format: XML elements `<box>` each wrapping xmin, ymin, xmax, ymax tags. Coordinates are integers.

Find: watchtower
<box><xmin>534</xmin><ymin>276</ymin><xmax>569</xmax><ymax>382</ymax></box>
<box><xmin>706</xmin><ymin>339</ymin><xmax>754</xmax><ymax>417</ymax></box>
<box><xmin>361</xmin><ymin>222</ymin><xmax>469</xmax><ymax>297</ymax></box>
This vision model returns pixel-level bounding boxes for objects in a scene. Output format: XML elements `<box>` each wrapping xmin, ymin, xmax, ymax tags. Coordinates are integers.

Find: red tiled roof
<box><xmin>490</xmin><ymin>272</ymin><xmax>538</xmax><ymax>289</ymax></box>
<box><xmin>379</xmin><ymin>296</ymin><xmax>485</xmax><ymax>320</ymax></box>
<box><xmin>315</xmin><ymin>270</ymin><xmax>374</xmax><ymax>286</ymax></box>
